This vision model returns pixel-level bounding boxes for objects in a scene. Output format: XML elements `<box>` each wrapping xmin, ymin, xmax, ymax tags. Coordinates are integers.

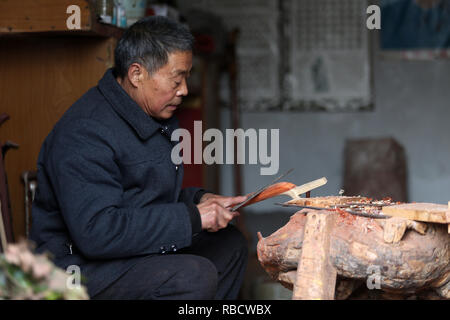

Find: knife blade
<box><xmin>230</xmin><ymin>168</ymin><xmax>294</xmax><ymax>212</ymax></box>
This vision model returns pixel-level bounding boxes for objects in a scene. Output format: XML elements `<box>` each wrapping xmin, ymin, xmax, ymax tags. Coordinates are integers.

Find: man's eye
<box><xmin>174</xmin><ymin>81</ymin><xmax>181</xmax><ymax>87</ymax></box>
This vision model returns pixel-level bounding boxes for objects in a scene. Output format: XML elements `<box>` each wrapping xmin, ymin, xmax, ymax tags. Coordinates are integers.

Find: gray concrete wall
<box><xmin>219</xmin><ymin>54</ymin><xmax>450</xmax><ymax>214</ymax></box>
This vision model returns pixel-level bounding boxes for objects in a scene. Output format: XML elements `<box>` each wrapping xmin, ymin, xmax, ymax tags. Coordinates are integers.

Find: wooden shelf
<box><xmin>0</xmin><ymin>0</ymin><xmax>125</xmax><ymax>39</ymax></box>
<box><xmin>0</xmin><ymin>0</ymin><xmax>122</xmax><ymax>240</ymax></box>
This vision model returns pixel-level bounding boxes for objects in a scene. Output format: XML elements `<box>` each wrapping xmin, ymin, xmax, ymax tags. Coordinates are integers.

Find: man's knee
<box><xmin>159</xmin><ymin>255</ymin><xmax>218</xmax><ymax>299</ymax></box>
<box><xmin>183</xmin><ymin>255</ymin><xmax>218</xmax><ymax>299</ymax></box>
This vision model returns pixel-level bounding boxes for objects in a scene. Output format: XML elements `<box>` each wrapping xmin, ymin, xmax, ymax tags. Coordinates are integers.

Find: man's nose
<box><xmin>176</xmin><ymin>79</ymin><xmax>188</xmax><ymax>97</ymax></box>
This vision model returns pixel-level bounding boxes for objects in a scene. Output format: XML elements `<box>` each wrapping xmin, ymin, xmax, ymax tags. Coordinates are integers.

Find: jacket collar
<box><xmin>97</xmin><ymin>68</ymin><xmax>178</xmax><ymax>140</ymax></box>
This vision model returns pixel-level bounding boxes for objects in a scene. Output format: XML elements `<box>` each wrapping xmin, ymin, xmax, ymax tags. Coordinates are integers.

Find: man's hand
<box><xmin>197</xmin><ymin>194</ymin><xmax>247</xmax><ymax>232</ymax></box>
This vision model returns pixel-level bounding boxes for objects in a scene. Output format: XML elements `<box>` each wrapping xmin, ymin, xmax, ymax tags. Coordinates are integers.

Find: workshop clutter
<box><xmin>96</xmin><ymin>0</ymin><xmax>182</xmax><ymax>27</ymax></box>
<box><xmin>96</xmin><ymin>0</ymin><xmax>148</xmax><ymax>27</ymax></box>
<box><xmin>123</xmin><ymin>0</ymin><xmax>148</xmax><ymax>26</ymax></box>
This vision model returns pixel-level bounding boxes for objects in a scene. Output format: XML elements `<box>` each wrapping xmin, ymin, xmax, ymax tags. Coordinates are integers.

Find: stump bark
<box><xmin>257</xmin><ymin>209</ymin><xmax>450</xmax><ymax>299</ymax></box>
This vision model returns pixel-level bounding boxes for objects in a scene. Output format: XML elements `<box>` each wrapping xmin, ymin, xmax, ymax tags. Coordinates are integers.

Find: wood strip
<box><xmin>382</xmin><ymin>203</ymin><xmax>448</xmax><ymax>224</ymax></box>
<box><xmin>292</xmin><ymin>211</ymin><xmax>337</xmax><ymax>300</ymax></box>
<box><xmin>0</xmin><ymin>200</ymin><xmax>8</xmax><ymax>253</ymax></box>
<box><xmin>283</xmin><ymin>177</ymin><xmax>328</xmax><ymax>199</ymax></box>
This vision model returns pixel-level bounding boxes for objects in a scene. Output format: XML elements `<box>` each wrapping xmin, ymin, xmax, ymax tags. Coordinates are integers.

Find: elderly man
<box><xmin>30</xmin><ymin>16</ymin><xmax>248</xmax><ymax>300</ymax></box>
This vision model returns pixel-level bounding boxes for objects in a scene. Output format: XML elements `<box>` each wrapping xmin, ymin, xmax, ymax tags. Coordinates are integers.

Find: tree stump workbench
<box><xmin>257</xmin><ymin>205</ymin><xmax>450</xmax><ymax>300</ymax></box>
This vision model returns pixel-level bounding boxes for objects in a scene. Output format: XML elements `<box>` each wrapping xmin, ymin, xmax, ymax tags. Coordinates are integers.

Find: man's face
<box><xmin>136</xmin><ymin>51</ymin><xmax>192</xmax><ymax>120</ymax></box>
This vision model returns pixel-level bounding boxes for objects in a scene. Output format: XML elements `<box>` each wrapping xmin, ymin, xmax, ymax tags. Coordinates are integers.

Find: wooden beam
<box><xmin>292</xmin><ymin>210</ymin><xmax>337</xmax><ymax>300</ymax></box>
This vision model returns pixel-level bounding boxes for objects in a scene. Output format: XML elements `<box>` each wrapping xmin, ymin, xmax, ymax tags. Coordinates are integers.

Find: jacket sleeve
<box><xmin>178</xmin><ymin>187</ymin><xmax>210</xmax><ymax>235</ymax></box>
<box><xmin>45</xmin><ymin>118</ymin><xmax>194</xmax><ymax>259</ymax></box>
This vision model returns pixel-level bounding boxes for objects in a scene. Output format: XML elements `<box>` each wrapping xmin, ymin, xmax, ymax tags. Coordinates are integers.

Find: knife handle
<box><xmin>240</xmin><ymin>182</ymin><xmax>297</xmax><ymax>208</ymax></box>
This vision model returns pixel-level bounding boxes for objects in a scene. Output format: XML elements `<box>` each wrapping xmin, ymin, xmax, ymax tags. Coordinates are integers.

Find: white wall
<box><xmin>219</xmin><ymin>55</ymin><xmax>450</xmax><ymax>212</ymax></box>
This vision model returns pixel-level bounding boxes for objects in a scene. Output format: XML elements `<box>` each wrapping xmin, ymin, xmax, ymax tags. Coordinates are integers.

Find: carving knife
<box><xmin>230</xmin><ymin>169</ymin><xmax>294</xmax><ymax>212</ymax></box>
<box><xmin>230</xmin><ymin>172</ymin><xmax>328</xmax><ymax>212</ymax></box>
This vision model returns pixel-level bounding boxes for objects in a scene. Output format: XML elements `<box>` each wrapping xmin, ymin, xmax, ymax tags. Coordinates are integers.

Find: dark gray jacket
<box><xmin>30</xmin><ymin>69</ymin><xmax>205</xmax><ymax>297</ymax></box>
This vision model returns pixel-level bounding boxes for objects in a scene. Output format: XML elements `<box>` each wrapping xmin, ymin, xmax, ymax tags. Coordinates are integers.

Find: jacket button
<box><xmin>175</xmin><ymin>166</ymin><xmax>179</xmax><ymax>171</ymax></box>
<box><xmin>66</xmin><ymin>242</ymin><xmax>73</xmax><ymax>255</ymax></box>
<box><xmin>171</xmin><ymin>245</ymin><xmax>177</xmax><ymax>252</ymax></box>
<box><xmin>159</xmin><ymin>246</ymin><xmax>166</xmax><ymax>254</ymax></box>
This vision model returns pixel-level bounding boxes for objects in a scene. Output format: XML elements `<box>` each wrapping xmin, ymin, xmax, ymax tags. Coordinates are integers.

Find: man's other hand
<box><xmin>197</xmin><ymin>194</ymin><xmax>247</xmax><ymax>232</ymax></box>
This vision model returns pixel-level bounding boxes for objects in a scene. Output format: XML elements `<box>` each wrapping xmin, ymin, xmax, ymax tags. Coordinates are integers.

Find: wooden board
<box><xmin>292</xmin><ymin>211</ymin><xmax>337</xmax><ymax>300</ymax></box>
<box><xmin>382</xmin><ymin>203</ymin><xmax>449</xmax><ymax>224</ymax></box>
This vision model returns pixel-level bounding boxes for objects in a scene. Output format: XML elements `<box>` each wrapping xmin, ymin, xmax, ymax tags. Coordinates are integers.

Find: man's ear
<box><xmin>127</xmin><ymin>63</ymin><xmax>146</xmax><ymax>88</ymax></box>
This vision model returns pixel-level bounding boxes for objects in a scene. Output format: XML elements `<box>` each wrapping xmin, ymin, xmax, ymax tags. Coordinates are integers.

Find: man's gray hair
<box><xmin>114</xmin><ymin>16</ymin><xmax>194</xmax><ymax>79</ymax></box>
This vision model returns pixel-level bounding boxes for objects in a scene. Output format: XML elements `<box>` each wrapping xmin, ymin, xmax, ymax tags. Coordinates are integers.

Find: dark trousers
<box><xmin>91</xmin><ymin>225</ymin><xmax>248</xmax><ymax>300</ymax></box>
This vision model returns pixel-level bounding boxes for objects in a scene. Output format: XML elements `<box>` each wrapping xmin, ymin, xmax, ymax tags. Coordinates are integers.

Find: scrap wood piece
<box><xmin>292</xmin><ymin>210</ymin><xmax>337</xmax><ymax>300</ymax></box>
<box><xmin>382</xmin><ymin>203</ymin><xmax>448</xmax><ymax>224</ymax></box>
<box><xmin>380</xmin><ymin>217</ymin><xmax>428</xmax><ymax>244</ymax></box>
<box><xmin>279</xmin><ymin>270</ymin><xmax>361</xmax><ymax>300</ymax></box>
<box><xmin>0</xmin><ymin>199</ymin><xmax>7</xmax><ymax>252</ymax></box>
<box><xmin>278</xmin><ymin>270</ymin><xmax>296</xmax><ymax>290</ymax></box>
<box><xmin>283</xmin><ymin>177</ymin><xmax>328</xmax><ymax>200</ymax></box>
